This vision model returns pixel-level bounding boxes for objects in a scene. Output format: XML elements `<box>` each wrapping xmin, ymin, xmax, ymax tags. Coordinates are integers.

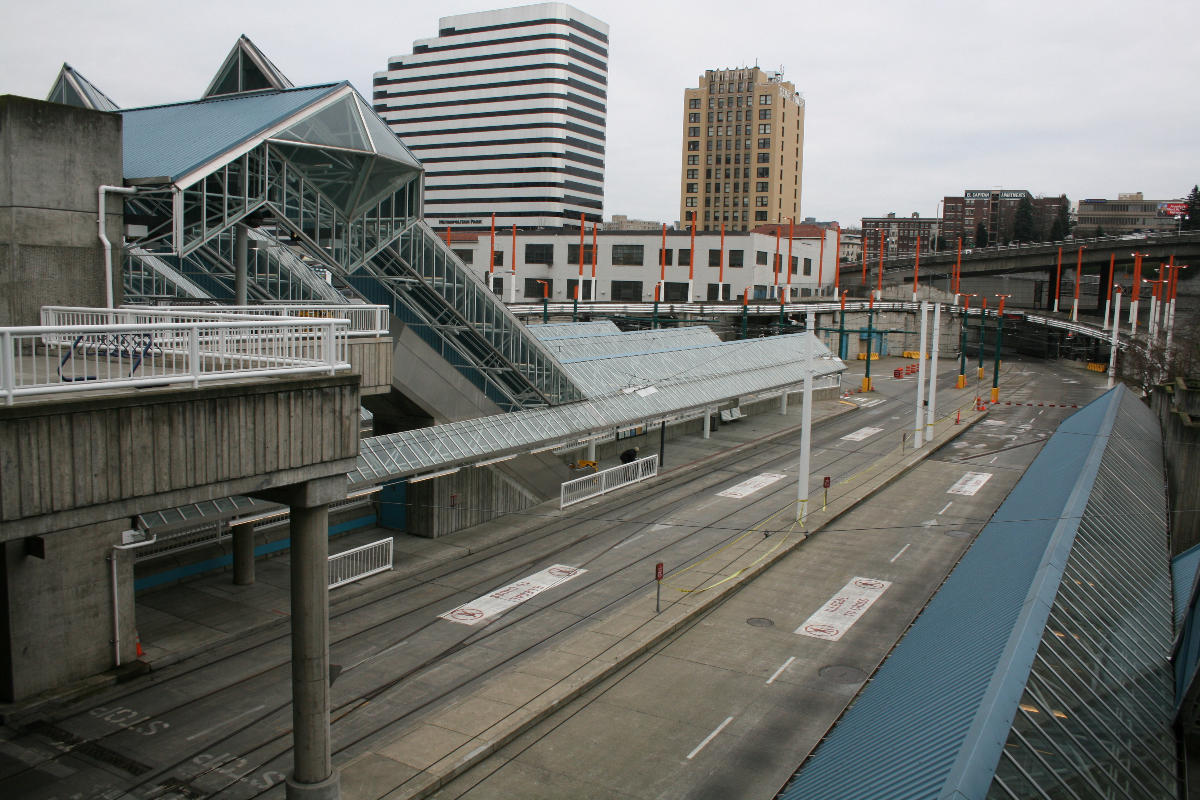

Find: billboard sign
<box><xmin>1159</xmin><ymin>201</ymin><xmax>1188</xmax><ymax>218</ymax></box>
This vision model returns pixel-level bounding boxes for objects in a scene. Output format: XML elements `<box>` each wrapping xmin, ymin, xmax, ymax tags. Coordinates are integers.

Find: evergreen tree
<box><xmin>1184</xmin><ymin>185</ymin><xmax>1200</xmax><ymax>231</ymax></box>
<box><xmin>1012</xmin><ymin>196</ymin><xmax>1035</xmax><ymax>243</ymax></box>
<box><xmin>1048</xmin><ymin>202</ymin><xmax>1070</xmax><ymax>241</ymax></box>
<box><xmin>974</xmin><ymin>222</ymin><xmax>988</xmax><ymax>248</ymax></box>
<box><xmin>1095</xmin><ymin>225</ymin><xmax>1105</xmax><ymax>237</ymax></box>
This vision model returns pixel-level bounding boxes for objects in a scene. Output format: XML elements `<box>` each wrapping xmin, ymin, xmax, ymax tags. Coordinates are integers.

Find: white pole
<box><xmin>797</xmin><ymin>369</ymin><xmax>813</xmax><ymax>524</ymax></box>
<box><xmin>779</xmin><ymin>390</ymin><xmax>788</xmax><ymax>415</ymax></box>
<box><xmin>1129</xmin><ymin>297</ymin><xmax>1139</xmax><ymax>334</ymax></box>
<box><xmin>703</xmin><ymin>407</ymin><xmax>712</xmax><ymax>440</ymax></box>
<box><xmin>914</xmin><ymin>301</ymin><xmax>929</xmax><ymax>449</ymax></box>
<box><xmin>925</xmin><ymin>302</ymin><xmax>941</xmax><ymax>442</ymax></box>
<box><xmin>1071</xmin><ymin>295</ymin><xmax>1079</xmax><ymax>323</ymax></box>
<box><xmin>1108</xmin><ymin>290</ymin><xmax>1121</xmax><ymax>389</ymax></box>
<box><xmin>1102</xmin><ymin>293</ymin><xmax>1110</xmax><ymax>331</ymax></box>
<box><xmin>1148</xmin><ymin>293</ymin><xmax>1158</xmax><ymax>341</ymax></box>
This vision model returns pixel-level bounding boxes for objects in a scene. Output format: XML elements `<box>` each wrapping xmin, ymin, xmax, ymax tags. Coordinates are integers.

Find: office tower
<box><xmin>680</xmin><ymin>66</ymin><xmax>805</xmax><ymax>232</ymax></box>
<box><xmin>373</xmin><ymin>3</ymin><xmax>609</xmax><ymax>231</ymax></box>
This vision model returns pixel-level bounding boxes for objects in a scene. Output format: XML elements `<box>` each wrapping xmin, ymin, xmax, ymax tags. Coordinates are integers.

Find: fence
<box><xmin>112</xmin><ymin>304</ymin><xmax>391</xmax><ymax>337</ymax></box>
<box><xmin>328</xmin><ymin>537</ymin><xmax>394</xmax><ymax>589</ymax></box>
<box><xmin>2</xmin><ymin>313</ymin><xmax>349</xmax><ymax>405</ymax></box>
<box><xmin>561</xmin><ymin>455</ymin><xmax>659</xmax><ymax>508</ymax></box>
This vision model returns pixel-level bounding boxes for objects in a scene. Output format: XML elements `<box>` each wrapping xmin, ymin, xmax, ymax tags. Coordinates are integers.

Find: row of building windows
<box><xmin>476</xmin><ymin>244</ymin><xmax>816</xmax><ymax>270</ymax></box>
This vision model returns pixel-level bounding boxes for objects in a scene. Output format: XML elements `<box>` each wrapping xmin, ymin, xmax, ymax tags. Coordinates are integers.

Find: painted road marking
<box><xmin>981</xmin><ymin>419</ymin><xmax>1006</xmax><ymax>426</ymax></box>
<box><xmin>614</xmin><ymin>533</ymin><xmax>645</xmax><ymax>548</ymax></box>
<box><xmin>717</xmin><ymin>472</ymin><xmax>787</xmax><ymax>498</ymax></box>
<box><xmin>938</xmin><ymin>501</ymin><xmax>953</xmax><ymax>515</ymax></box>
<box><xmin>948</xmin><ymin>472</ymin><xmax>993</xmax><ymax>496</ymax></box>
<box><xmin>687</xmin><ymin>716</ymin><xmax>735</xmax><ymax>759</ymax></box>
<box><xmin>856</xmin><ymin>398</ymin><xmax>885</xmax><ymax>408</ymax></box>
<box><xmin>989</xmin><ymin>456</ymin><xmax>998</xmax><ymax>464</ymax></box>
<box><xmin>440</xmin><ymin>565</ymin><xmax>586</xmax><ymax>626</ymax></box>
<box><xmin>186</xmin><ymin>705</ymin><xmax>266</xmax><ymax>741</ymax></box>
<box><xmin>795</xmin><ymin>577</ymin><xmax>892</xmax><ymax>641</ymax></box>
<box><xmin>889</xmin><ymin>544</ymin><xmax>910</xmax><ymax>563</ymax></box>
<box><xmin>841</xmin><ymin>426</ymin><xmax>884</xmax><ymax>442</ymax></box>
<box><xmin>766</xmin><ymin>656</ymin><xmax>796</xmax><ymax>685</ymax></box>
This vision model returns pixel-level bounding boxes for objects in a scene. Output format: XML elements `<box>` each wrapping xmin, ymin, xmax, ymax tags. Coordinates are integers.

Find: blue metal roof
<box><xmin>120</xmin><ymin>84</ymin><xmax>341</xmax><ymax>182</ymax></box>
<box><xmin>779</xmin><ymin>388</ymin><xmax>1124</xmax><ymax>800</ymax></box>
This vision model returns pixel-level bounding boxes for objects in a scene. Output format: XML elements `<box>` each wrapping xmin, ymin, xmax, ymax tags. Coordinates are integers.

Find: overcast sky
<box><xmin>3</xmin><ymin>0</ymin><xmax>1197</xmax><ymax>227</ymax></box>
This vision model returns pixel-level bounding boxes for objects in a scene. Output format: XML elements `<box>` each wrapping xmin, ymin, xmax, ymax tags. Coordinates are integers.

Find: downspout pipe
<box><xmin>99</xmin><ymin>185</ymin><xmax>136</xmax><ymax>310</ymax></box>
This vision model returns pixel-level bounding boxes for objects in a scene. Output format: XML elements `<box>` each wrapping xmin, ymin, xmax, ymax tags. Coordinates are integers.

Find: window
<box><xmin>757</xmin><ymin>167</ymin><xmax>770</xmax><ymax>178</ymax></box>
<box><xmin>736</xmin><ymin>110</ymin><xmax>743</xmax><ymax>122</ymax></box>
<box><xmin>755</xmin><ymin>211</ymin><xmax>768</xmax><ymax>221</ymax></box>
<box><xmin>689</xmin><ymin>98</ymin><xmax>701</xmax><ymax>109</ymax></box>
<box><xmin>524</xmin><ymin>278</ymin><xmax>551</xmax><ymax>298</ymax></box>
<box><xmin>757</xmin><ymin>152</ymin><xmax>770</xmax><ymax>163</ymax></box>
<box><xmin>756</xmin><ymin>250</ymin><xmax>768</xmax><ymax>265</ymax></box>
<box><xmin>565</xmin><ymin>278</ymin><xmax>592</xmax><ymax>300</ymax></box>
<box><xmin>685</xmin><ymin>197</ymin><xmax>697</xmax><ymax>207</ymax></box>
<box><xmin>758</xmin><ymin>137</ymin><xmax>770</xmax><ymax>149</ymax></box>
<box><xmin>524</xmin><ymin>243</ymin><xmax>553</xmax><ymax>264</ymax></box>
<box><xmin>452</xmin><ymin>248</ymin><xmax>473</xmax><ymax>264</ymax></box>
<box><xmin>688</xmin><ymin>126</ymin><xmax>699</xmax><ymax>137</ymax></box>
<box><xmin>756</xmin><ymin>181</ymin><xmax>769</xmax><ymax>192</ymax></box>
<box><xmin>759</xmin><ymin>108</ymin><xmax>772</xmax><ymax>119</ymax></box>
<box><xmin>704</xmin><ymin>168</ymin><xmax>712</xmax><ymax>178</ymax></box>
<box><xmin>659</xmin><ymin>248</ymin><xmax>674</xmax><ymax>266</ymax></box>
<box><xmin>491</xmin><ymin>251</ymin><xmax>504</xmax><ymax>267</ymax></box>
<box><xmin>567</xmin><ymin>244</ymin><xmax>595</xmax><ymax>265</ymax></box>
<box><xmin>760</xmin><ymin>94</ymin><xmax>771</xmax><ymax>105</ymax></box>
<box><xmin>688</xmin><ymin>112</ymin><xmax>700</xmax><ymax>123</ymax></box>
<box><xmin>708</xmin><ymin>249</ymin><xmax>722</xmax><ymax>267</ymax></box>
<box><xmin>756</xmin><ymin>196</ymin><xmax>768</xmax><ymax>206</ymax></box>
<box><xmin>706</xmin><ymin>126</ymin><xmax>714</xmax><ymax>136</ymax></box>
<box><xmin>686</xmin><ymin>183</ymin><xmax>698</xmax><ymax>193</ymax></box>
<box><xmin>728</xmin><ymin>249</ymin><xmax>744</xmax><ymax>267</ymax></box>
<box><xmin>611</xmin><ymin>244</ymin><xmax>644</xmax><ymax>265</ymax></box>
<box><xmin>686</xmin><ymin>169</ymin><xmax>698</xmax><ymax>179</ymax></box>
<box><xmin>707</xmin><ymin>98</ymin><xmax>714</xmax><ymax>108</ymax></box>
<box><xmin>707</xmin><ymin>111</ymin><xmax>714</xmax><ymax>122</ymax></box>
<box><xmin>688</xmin><ymin>140</ymin><xmax>699</xmax><ymax>151</ymax></box>
<box><xmin>688</xmin><ymin>155</ymin><xmax>699</xmax><ymax>165</ymax></box>
<box><xmin>610</xmin><ymin>280</ymin><xmax>643</xmax><ymax>301</ymax></box>
<box><xmin>716</xmin><ymin>111</ymin><xmax>724</xmax><ymax>122</ymax></box>
<box><xmin>679</xmin><ymin>248</ymin><xmax>691</xmax><ymax>265</ymax></box>
<box><xmin>759</xmin><ymin>123</ymin><xmax>771</xmax><ymax>134</ymax></box>
<box><xmin>802</xmin><ymin>257</ymin><xmax>811</xmax><ymax>275</ymax></box>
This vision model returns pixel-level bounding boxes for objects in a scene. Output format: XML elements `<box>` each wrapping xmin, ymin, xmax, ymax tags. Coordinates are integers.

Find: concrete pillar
<box><xmin>232</xmin><ymin>522</ymin><xmax>255</xmax><ymax>586</ymax></box>
<box><xmin>235</xmin><ymin>224</ymin><xmax>249</xmax><ymax>306</ymax></box>
<box><xmin>779</xmin><ymin>391</ymin><xmax>788</xmax><ymax>415</ymax></box>
<box><xmin>703</xmin><ymin>408</ymin><xmax>711</xmax><ymax>440</ymax></box>
<box><xmin>587</xmin><ymin>440</ymin><xmax>596</xmax><ymax>461</ymax></box>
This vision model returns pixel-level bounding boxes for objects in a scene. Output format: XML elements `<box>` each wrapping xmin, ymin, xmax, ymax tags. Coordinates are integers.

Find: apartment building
<box><xmin>679</xmin><ymin>66</ymin><xmax>805</xmax><ymax>233</ymax></box>
<box><xmin>373</xmin><ymin>3</ymin><xmax>609</xmax><ymax>231</ymax></box>
<box><xmin>942</xmin><ymin>189</ymin><xmax>1069</xmax><ymax>245</ymax></box>
<box><xmin>1077</xmin><ymin>192</ymin><xmax>1187</xmax><ymax>236</ymax></box>
<box><xmin>860</xmin><ymin>213</ymin><xmax>941</xmax><ymax>261</ymax></box>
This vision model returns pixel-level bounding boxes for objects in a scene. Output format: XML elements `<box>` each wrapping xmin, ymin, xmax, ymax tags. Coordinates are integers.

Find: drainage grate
<box><xmin>25</xmin><ymin>720</ymin><xmax>152</xmax><ymax>776</ymax></box>
<box><xmin>819</xmin><ymin>665</ymin><xmax>868</xmax><ymax>684</ymax></box>
<box><xmin>746</xmin><ymin>617</ymin><xmax>775</xmax><ymax>628</ymax></box>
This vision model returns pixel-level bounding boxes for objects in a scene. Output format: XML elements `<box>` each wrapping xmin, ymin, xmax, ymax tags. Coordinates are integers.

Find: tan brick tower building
<box><xmin>679</xmin><ymin>67</ymin><xmax>805</xmax><ymax>232</ymax></box>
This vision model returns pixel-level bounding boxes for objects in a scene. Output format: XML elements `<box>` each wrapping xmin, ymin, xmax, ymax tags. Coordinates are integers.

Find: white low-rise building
<box><xmin>444</xmin><ymin>224</ymin><xmax>839</xmax><ymax>303</ymax></box>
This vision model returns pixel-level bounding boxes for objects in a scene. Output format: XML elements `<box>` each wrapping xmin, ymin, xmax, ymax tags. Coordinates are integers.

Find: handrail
<box><xmin>45</xmin><ymin>304</ymin><xmax>390</xmax><ymax>337</ymax></box>
<box><xmin>2</xmin><ymin>316</ymin><xmax>349</xmax><ymax>405</ymax></box>
<box><xmin>561</xmin><ymin>454</ymin><xmax>659</xmax><ymax>508</ymax></box>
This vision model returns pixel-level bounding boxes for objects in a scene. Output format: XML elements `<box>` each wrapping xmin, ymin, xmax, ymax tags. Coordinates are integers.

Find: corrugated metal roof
<box><xmin>528</xmin><ymin>321</ymin><xmax>621</xmax><ymax>339</ymax></box>
<box><xmin>1173</xmin><ymin>544</ymin><xmax>1200</xmax><ymax>630</ymax></box>
<box><xmin>352</xmin><ymin>333</ymin><xmax>842</xmax><ymax>486</ymax></box>
<box><xmin>778</xmin><ymin>387</ymin><xmax>1130</xmax><ymax>800</ymax></box>
<box><xmin>537</xmin><ymin>326</ymin><xmax>721</xmax><ymax>364</ymax></box>
<box><xmin>120</xmin><ymin>84</ymin><xmax>341</xmax><ymax>182</ymax></box>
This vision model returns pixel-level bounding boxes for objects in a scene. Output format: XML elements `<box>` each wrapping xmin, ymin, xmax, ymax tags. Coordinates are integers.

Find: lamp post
<box><xmin>914</xmin><ymin>301</ymin><xmax>929</xmax><ymax>448</ymax></box>
<box><xmin>536</xmin><ymin>279</ymin><xmax>549</xmax><ymax>324</ymax></box>
<box><xmin>862</xmin><ymin>293</ymin><xmax>876</xmax><ymax>392</ymax></box>
<box><xmin>1071</xmin><ymin>245</ymin><xmax>1085</xmax><ymax>322</ymax></box>
<box><xmin>925</xmin><ymin>301</ymin><xmax>941</xmax><ymax>443</ymax></box>
<box><xmin>991</xmin><ymin>295</ymin><xmax>1011</xmax><ymax>403</ymax></box>
<box><xmin>957</xmin><ymin>294</ymin><xmax>977</xmax><ymax>389</ymax></box>
<box><xmin>1053</xmin><ymin>246</ymin><xmax>1063</xmax><ymax>313</ymax></box>
<box><xmin>1107</xmin><ymin>285</ymin><xmax>1122</xmax><ymax>389</ymax></box>
<box><xmin>977</xmin><ymin>296</ymin><xmax>987</xmax><ymax>380</ymax></box>
<box><xmin>1129</xmin><ymin>251</ymin><xmax>1146</xmax><ymax>333</ymax></box>
<box><xmin>1101</xmin><ymin>253</ymin><xmax>1115</xmax><ymax>330</ymax></box>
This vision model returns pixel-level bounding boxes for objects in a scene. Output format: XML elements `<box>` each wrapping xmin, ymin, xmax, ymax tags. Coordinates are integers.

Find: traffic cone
<box><xmin>135</xmin><ymin>630</ymin><xmax>144</xmax><ymax>658</ymax></box>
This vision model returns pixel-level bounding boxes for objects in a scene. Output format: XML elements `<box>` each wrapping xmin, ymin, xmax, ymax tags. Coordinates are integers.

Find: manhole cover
<box><xmin>746</xmin><ymin>617</ymin><xmax>775</xmax><ymax>628</ymax></box>
<box><xmin>819</xmin><ymin>665</ymin><xmax>867</xmax><ymax>684</ymax></box>
<box><xmin>945</xmin><ymin>529</ymin><xmax>971</xmax><ymax>538</ymax></box>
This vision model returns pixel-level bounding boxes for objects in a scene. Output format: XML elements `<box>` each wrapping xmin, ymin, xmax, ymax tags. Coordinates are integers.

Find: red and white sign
<box><xmin>439</xmin><ymin>564</ymin><xmax>586</xmax><ymax>626</ymax></box>
<box><xmin>795</xmin><ymin>576</ymin><xmax>892</xmax><ymax>641</ymax></box>
<box><xmin>717</xmin><ymin>472</ymin><xmax>787</xmax><ymax>498</ymax></box>
<box><xmin>655</xmin><ymin>562</ymin><xmax>664</xmax><ymax>581</ymax></box>
<box><xmin>947</xmin><ymin>471</ymin><xmax>992</xmax><ymax>496</ymax></box>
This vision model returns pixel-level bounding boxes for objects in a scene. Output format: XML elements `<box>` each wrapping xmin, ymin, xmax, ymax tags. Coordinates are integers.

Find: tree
<box><xmin>1095</xmin><ymin>225</ymin><xmax>1105</xmax><ymax>237</ymax></box>
<box><xmin>1012</xmin><ymin>196</ymin><xmax>1035</xmax><ymax>243</ymax></box>
<box><xmin>974</xmin><ymin>222</ymin><xmax>989</xmax><ymax>248</ymax></box>
<box><xmin>1048</xmin><ymin>202</ymin><xmax>1070</xmax><ymax>241</ymax></box>
<box><xmin>1183</xmin><ymin>184</ymin><xmax>1200</xmax><ymax>231</ymax></box>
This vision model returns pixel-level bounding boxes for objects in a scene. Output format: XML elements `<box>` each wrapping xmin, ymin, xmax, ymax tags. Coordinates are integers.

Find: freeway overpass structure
<box><xmin>835</xmin><ymin>230</ymin><xmax>1200</xmax><ymax>317</ymax></box>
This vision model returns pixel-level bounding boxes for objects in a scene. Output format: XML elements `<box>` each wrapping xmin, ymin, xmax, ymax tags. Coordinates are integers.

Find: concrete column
<box><xmin>703</xmin><ymin>408</ymin><xmax>711</xmax><ymax>440</ymax></box>
<box><xmin>586</xmin><ymin>440</ymin><xmax>596</xmax><ymax>461</ymax></box>
<box><xmin>284</xmin><ymin>481</ymin><xmax>341</xmax><ymax>799</ymax></box>
<box><xmin>232</xmin><ymin>522</ymin><xmax>255</xmax><ymax>586</ymax></box>
<box><xmin>779</xmin><ymin>391</ymin><xmax>788</xmax><ymax>415</ymax></box>
<box><xmin>235</xmin><ymin>224</ymin><xmax>249</xmax><ymax>306</ymax></box>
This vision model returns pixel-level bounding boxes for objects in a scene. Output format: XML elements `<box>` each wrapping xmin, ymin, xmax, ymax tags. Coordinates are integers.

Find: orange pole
<box><xmin>1131</xmin><ymin>253</ymin><xmax>1144</xmax><ymax>303</ymax></box>
<box><xmin>719</xmin><ymin>222</ymin><xmax>726</xmax><ymax>286</ymax></box>
<box><xmin>1053</xmin><ymin>246</ymin><xmax>1062</xmax><ymax>309</ymax></box>
<box><xmin>489</xmin><ymin>213</ymin><xmax>495</xmax><ymax>275</ymax></box>
<box><xmin>954</xmin><ymin>237</ymin><xmax>962</xmax><ymax>294</ymax></box>
<box><xmin>1106</xmin><ymin>253</ymin><xmax>1115</xmax><ymax>302</ymax></box>
<box><xmin>815</xmin><ymin>222</ymin><xmax>824</xmax><ymax>288</ymax></box>
<box><xmin>659</xmin><ymin>223</ymin><xmax>666</xmax><ymax>283</ymax></box>
<box><xmin>578</xmin><ymin>213</ymin><xmax>585</xmax><ymax>280</ymax></box>
<box><xmin>689</xmin><ymin>220</ymin><xmax>696</xmax><ymax>281</ymax></box>
<box><xmin>861</xmin><ymin>230</ymin><xmax>868</xmax><ymax>286</ymax></box>
<box><xmin>834</xmin><ymin>225</ymin><xmax>842</xmax><ymax>292</ymax></box>
<box><xmin>773</xmin><ymin>227</ymin><xmax>781</xmax><ymax>288</ymax></box>
<box><xmin>877</xmin><ymin>229</ymin><xmax>884</xmax><ymax>294</ymax></box>
<box><xmin>913</xmin><ymin>234</ymin><xmax>921</xmax><ymax>297</ymax></box>
<box><xmin>1073</xmin><ymin>246</ymin><xmax>1084</xmax><ymax>305</ymax></box>
<box><xmin>787</xmin><ymin>218</ymin><xmax>794</xmax><ymax>293</ymax></box>
<box><xmin>591</xmin><ymin>223</ymin><xmax>597</xmax><ymax>279</ymax></box>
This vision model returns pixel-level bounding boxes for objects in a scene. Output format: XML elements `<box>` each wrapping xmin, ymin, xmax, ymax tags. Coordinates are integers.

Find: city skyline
<box><xmin>2</xmin><ymin>0</ymin><xmax>1196</xmax><ymax>228</ymax></box>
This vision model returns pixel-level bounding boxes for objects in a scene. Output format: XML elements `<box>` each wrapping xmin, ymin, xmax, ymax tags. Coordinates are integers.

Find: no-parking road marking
<box><xmin>947</xmin><ymin>472</ymin><xmax>992</xmax><ymax>496</ymax></box>
<box><xmin>717</xmin><ymin>472</ymin><xmax>787</xmax><ymax>498</ymax></box>
<box><xmin>440</xmin><ymin>565</ymin><xmax>586</xmax><ymax>626</ymax></box>
<box><xmin>796</xmin><ymin>577</ymin><xmax>892</xmax><ymax>641</ymax></box>
<box><xmin>841</xmin><ymin>426</ymin><xmax>883</xmax><ymax>442</ymax></box>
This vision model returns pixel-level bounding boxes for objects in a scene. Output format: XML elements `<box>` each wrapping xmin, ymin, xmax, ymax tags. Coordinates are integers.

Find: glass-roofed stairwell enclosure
<box><xmin>112</xmin><ymin>40</ymin><xmax>580</xmax><ymax>411</ymax></box>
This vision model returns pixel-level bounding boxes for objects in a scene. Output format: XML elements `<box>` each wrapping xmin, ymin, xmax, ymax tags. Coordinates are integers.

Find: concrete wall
<box><xmin>390</xmin><ymin>317</ymin><xmax>502</xmax><ymax>424</ymax></box>
<box><xmin>0</xmin><ymin>96</ymin><xmax>123</xmax><ymax>326</ymax></box>
<box><xmin>348</xmin><ymin>336</ymin><xmax>394</xmax><ymax>396</ymax></box>
<box><xmin>403</xmin><ymin>463</ymin><xmax>540</xmax><ymax>538</ymax></box>
<box><xmin>0</xmin><ymin>518</ymin><xmax>132</xmax><ymax>701</ymax></box>
<box><xmin>1153</xmin><ymin>379</ymin><xmax>1200</xmax><ymax>555</ymax></box>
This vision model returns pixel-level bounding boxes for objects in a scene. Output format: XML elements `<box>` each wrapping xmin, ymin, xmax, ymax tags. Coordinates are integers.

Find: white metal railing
<box><xmin>328</xmin><ymin>537</ymin><xmax>394</xmax><ymax>589</ymax></box>
<box><xmin>57</xmin><ymin>304</ymin><xmax>390</xmax><ymax>337</ymax></box>
<box><xmin>2</xmin><ymin>313</ymin><xmax>349</xmax><ymax>405</ymax></box>
<box><xmin>560</xmin><ymin>454</ymin><xmax>659</xmax><ymax>508</ymax></box>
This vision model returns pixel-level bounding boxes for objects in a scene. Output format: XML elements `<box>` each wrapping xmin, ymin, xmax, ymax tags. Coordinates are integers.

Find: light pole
<box><xmin>1128</xmin><ymin>251</ymin><xmax>1146</xmax><ymax>333</ymax></box>
<box><xmin>914</xmin><ymin>301</ymin><xmax>929</xmax><ymax>448</ymax></box>
<box><xmin>1071</xmin><ymin>245</ymin><xmax>1085</xmax><ymax>322</ymax></box>
<box><xmin>957</xmin><ymin>294</ymin><xmax>977</xmax><ymax>389</ymax></box>
<box><xmin>1102</xmin><ymin>253</ymin><xmax>1115</xmax><ymax>330</ymax></box>
<box><xmin>925</xmin><ymin>301</ymin><xmax>941</xmax><ymax>443</ymax></box>
<box><xmin>1107</xmin><ymin>285</ymin><xmax>1122</xmax><ymax>389</ymax></box>
<box><xmin>536</xmin><ymin>279</ymin><xmax>550</xmax><ymax>324</ymax></box>
<box><xmin>977</xmin><ymin>296</ymin><xmax>987</xmax><ymax>380</ymax></box>
<box><xmin>991</xmin><ymin>295</ymin><xmax>1011</xmax><ymax>403</ymax></box>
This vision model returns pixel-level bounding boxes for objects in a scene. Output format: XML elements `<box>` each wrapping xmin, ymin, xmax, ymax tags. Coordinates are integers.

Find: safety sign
<box><xmin>947</xmin><ymin>472</ymin><xmax>992</xmax><ymax>496</ymax></box>
<box><xmin>440</xmin><ymin>564</ymin><xmax>586</xmax><ymax>626</ymax></box>
<box><xmin>841</xmin><ymin>426</ymin><xmax>883</xmax><ymax>441</ymax></box>
<box><xmin>796</xmin><ymin>576</ymin><xmax>892</xmax><ymax>641</ymax></box>
<box><xmin>717</xmin><ymin>472</ymin><xmax>787</xmax><ymax>498</ymax></box>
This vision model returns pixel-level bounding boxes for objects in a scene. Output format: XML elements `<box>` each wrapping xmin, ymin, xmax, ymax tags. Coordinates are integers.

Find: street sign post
<box><xmin>655</xmin><ymin>562</ymin><xmax>664</xmax><ymax>613</ymax></box>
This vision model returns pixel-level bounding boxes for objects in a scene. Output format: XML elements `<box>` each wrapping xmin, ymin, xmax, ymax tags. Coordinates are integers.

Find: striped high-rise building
<box><xmin>373</xmin><ymin>3</ymin><xmax>608</xmax><ymax>232</ymax></box>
